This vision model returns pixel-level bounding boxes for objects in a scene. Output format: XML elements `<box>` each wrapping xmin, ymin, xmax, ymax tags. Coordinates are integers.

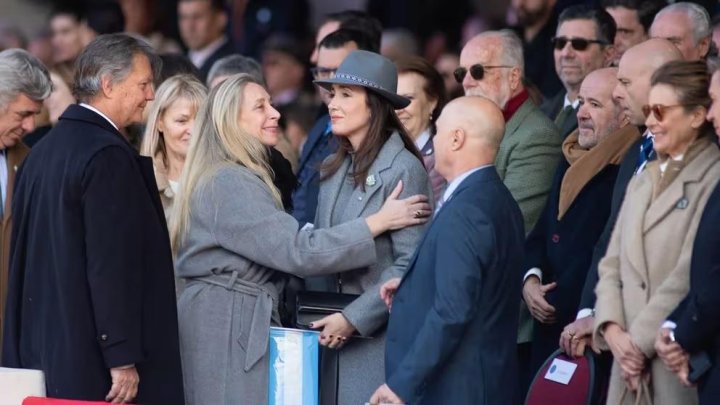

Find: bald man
<box><xmin>568</xmin><ymin>39</ymin><xmax>682</xmax><ymax>351</ymax></box>
<box><xmin>370</xmin><ymin>97</ymin><xmax>525</xmax><ymax>405</ymax></box>
<box><xmin>522</xmin><ymin>68</ymin><xmax>639</xmax><ymax>374</ymax></box>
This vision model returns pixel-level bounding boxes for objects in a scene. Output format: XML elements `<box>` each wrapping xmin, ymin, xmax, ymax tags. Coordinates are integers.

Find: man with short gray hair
<box><xmin>2</xmin><ymin>34</ymin><xmax>184</xmax><ymax>403</ymax></box>
<box><xmin>650</xmin><ymin>2</ymin><xmax>712</xmax><ymax>60</ymax></box>
<box><xmin>0</xmin><ymin>48</ymin><xmax>52</xmax><ymax>356</ymax></box>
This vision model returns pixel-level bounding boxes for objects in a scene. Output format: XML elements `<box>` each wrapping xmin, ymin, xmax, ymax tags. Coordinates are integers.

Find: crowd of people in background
<box><xmin>1</xmin><ymin>0</ymin><xmax>720</xmax><ymax>404</ymax></box>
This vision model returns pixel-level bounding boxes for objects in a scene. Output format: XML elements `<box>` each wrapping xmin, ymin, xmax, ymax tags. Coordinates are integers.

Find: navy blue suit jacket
<box><xmin>385</xmin><ymin>166</ymin><xmax>525</xmax><ymax>404</ymax></box>
<box><xmin>292</xmin><ymin>114</ymin><xmax>336</xmax><ymax>225</ymax></box>
<box><xmin>669</xmin><ymin>180</ymin><xmax>720</xmax><ymax>405</ymax></box>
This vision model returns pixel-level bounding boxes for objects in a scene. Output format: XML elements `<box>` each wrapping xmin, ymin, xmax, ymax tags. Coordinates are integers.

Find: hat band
<box><xmin>335</xmin><ymin>73</ymin><xmax>385</xmax><ymax>91</ymax></box>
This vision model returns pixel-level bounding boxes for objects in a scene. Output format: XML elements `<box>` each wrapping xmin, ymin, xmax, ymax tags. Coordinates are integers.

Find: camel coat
<box><xmin>593</xmin><ymin>137</ymin><xmax>720</xmax><ymax>405</ymax></box>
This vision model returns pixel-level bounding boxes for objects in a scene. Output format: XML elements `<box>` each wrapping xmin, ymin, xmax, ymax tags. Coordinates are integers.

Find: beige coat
<box><xmin>593</xmin><ymin>137</ymin><xmax>720</xmax><ymax>405</ymax></box>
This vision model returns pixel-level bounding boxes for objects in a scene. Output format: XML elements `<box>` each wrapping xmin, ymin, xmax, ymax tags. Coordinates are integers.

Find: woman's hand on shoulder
<box><xmin>366</xmin><ymin>180</ymin><xmax>431</xmax><ymax>236</ymax></box>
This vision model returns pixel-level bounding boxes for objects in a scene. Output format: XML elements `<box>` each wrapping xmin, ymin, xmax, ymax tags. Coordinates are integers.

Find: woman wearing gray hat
<box><xmin>309</xmin><ymin>50</ymin><xmax>432</xmax><ymax>404</ymax></box>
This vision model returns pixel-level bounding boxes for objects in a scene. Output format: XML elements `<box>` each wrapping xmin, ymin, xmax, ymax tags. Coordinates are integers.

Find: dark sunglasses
<box><xmin>551</xmin><ymin>36</ymin><xmax>607</xmax><ymax>51</ymax></box>
<box><xmin>453</xmin><ymin>64</ymin><xmax>513</xmax><ymax>83</ymax></box>
<box><xmin>642</xmin><ymin>104</ymin><xmax>695</xmax><ymax>121</ymax></box>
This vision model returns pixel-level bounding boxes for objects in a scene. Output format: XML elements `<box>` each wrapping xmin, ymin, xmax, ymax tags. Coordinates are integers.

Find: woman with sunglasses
<box><xmin>309</xmin><ymin>50</ymin><xmax>431</xmax><ymax>405</ymax></box>
<box><xmin>593</xmin><ymin>60</ymin><xmax>720</xmax><ymax>405</ymax></box>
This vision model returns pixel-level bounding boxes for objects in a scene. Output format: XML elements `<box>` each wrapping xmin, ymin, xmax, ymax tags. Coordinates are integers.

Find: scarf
<box><xmin>558</xmin><ymin>125</ymin><xmax>641</xmax><ymax>220</ymax></box>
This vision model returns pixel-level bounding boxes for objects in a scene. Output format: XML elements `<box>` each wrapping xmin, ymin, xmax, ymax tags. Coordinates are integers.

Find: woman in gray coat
<box><xmin>310</xmin><ymin>50</ymin><xmax>432</xmax><ymax>404</ymax></box>
<box><xmin>169</xmin><ymin>73</ymin><xmax>431</xmax><ymax>405</ymax></box>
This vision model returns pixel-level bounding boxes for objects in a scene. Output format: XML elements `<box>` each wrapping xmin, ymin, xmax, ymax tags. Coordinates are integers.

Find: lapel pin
<box><xmin>676</xmin><ymin>197</ymin><xmax>689</xmax><ymax>209</ymax></box>
<box><xmin>365</xmin><ymin>174</ymin><xmax>376</xmax><ymax>187</ymax></box>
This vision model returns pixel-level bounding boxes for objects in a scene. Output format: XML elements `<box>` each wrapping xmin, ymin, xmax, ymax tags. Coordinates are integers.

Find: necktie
<box><xmin>636</xmin><ymin>135</ymin><xmax>656</xmax><ymax>174</ymax></box>
<box><xmin>555</xmin><ymin>105</ymin><xmax>575</xmax><ymax>127</ymax></box>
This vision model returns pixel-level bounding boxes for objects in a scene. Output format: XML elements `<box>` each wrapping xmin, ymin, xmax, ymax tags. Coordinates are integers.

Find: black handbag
<box><xmin>294</xmin><ymin>290</ymin><xmax>360</xmax><ymax>330</ymax></box>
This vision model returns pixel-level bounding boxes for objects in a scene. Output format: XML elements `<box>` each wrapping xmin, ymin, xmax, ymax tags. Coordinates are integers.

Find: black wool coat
<box><xmin>1</xmin><ymin>105</ymin><xmax>184</xmax><ymax>403</ymax></box>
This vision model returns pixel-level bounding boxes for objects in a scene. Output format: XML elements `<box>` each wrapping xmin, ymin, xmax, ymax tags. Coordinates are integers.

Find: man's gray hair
<box><xmin>0</xmin><ymin>48</ymin><xmax>52</xmax><ymax>110</ymax></box>
<box><xmin>207</xmin><ymin>54</ymin><xmax>264</xmax><ymax>86</ymax></box>
<box><xmin>474</xmin><ymin>30</ymin><xmax>525</xmax><ymax>76</ymax></box>
<box><xmin>73</xmin><ymin>33</ymin><xmax>161</xmax><ymax>103</ymax></box>
<box><xmin>655</xmin><ymin>2</ymin><xmax>711</xmax><ymax>43</ymax></box>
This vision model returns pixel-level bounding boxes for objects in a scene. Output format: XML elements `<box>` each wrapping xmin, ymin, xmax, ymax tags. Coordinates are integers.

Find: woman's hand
<box><xmin>604</xmin><ymin>323</ymin><xmax>646</xmax><ymax>377</ymax></box>
<box><xmin>310</xmin><ymin>312</ymin><xmax>356</xmax><ymax>349</ymax></box>
<box><xmin>366</xmin><ymin>181</ymin><xmax>431</xmax><ymax>236</ymax></box>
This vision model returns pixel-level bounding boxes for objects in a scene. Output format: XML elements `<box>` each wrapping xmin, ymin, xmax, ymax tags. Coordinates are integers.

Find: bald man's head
<box><xmin>433</xmin><ymin>96</ymin><xmax>505</xmax><ymax>182</ymax></box>
<box><xmin>613</xmin><ymin>38</ymin><xmax>683</xmax><ymax>125</ymax></box>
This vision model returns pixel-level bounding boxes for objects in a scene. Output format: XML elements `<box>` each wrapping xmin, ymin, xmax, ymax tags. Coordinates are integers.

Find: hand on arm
<box><xmin>380</xmin><ymin>278</ymin><xmax>402</xmax><ymax>311</ymax></box>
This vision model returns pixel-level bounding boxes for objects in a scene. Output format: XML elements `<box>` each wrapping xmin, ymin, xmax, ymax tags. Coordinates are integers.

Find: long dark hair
<box><xmin>321</xmin><ymin>89</ymin><xmax>423</xmax><ymax>189</ymax></box>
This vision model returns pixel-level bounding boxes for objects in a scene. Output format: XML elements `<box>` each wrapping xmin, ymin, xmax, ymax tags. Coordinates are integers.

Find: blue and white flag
<box><xmin>268</xmin><ymin>327</ymin><xmax>320</xmax><ymax>405</ymax></box>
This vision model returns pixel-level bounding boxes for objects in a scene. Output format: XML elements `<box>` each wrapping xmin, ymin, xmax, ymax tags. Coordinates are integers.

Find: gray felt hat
<box><xmin>313</xmin><ymin>50</ymin><xmax>410</xmax><ymax>109</ymax></box>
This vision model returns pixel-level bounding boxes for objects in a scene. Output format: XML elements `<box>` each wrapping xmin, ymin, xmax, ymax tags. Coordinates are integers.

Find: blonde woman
<box><xmin>140</xmin><ymin>74</ymin><xmax>207</xmax><ymax>220</ymax></box>
<box><xmin>169</xmin><ymin>73</ymin><xmax>431</xmax><ymax>405</ymax></box>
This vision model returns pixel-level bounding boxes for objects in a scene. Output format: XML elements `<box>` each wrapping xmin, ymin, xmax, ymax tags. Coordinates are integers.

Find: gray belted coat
<box><xmin>175</xmin><ymin>164</ymin><xmax>378</xmax><ymax>405</ymax></box>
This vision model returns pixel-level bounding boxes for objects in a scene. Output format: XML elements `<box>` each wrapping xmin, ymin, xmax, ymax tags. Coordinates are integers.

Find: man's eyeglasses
<box><xmin>551</xmin><ymin>36</ymin><xmax>607</xmax><ymax>51</ymax></box>
<box><xmin>311</xmin><ymin>66</ymin><xmax>337</xmax><ymax>80</ymax></box>
<box><xmin>453</xmin><ymin>64</ymin><xmax>514</xmax><ymax>83</ymax></box>
<box><xmin>642</xmin><ymin>104</ymin><xmax>694</xmax><ymax>121</ymax></box>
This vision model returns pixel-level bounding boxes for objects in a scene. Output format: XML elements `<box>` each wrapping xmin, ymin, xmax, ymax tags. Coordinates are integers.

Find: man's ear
<box><xmin>451</xmin><ymin>128</ymin><xmax>466</xmax><ymax>151</ymax></box>
<box><xmin>99</xmin><ymin>74</ymin><xmax>114</xmax><ymax>99</ymax></box>
<box><xmin>509</xmin><ymin>66</ymin><xmax>521</xmax><ymax>93</ymax></box>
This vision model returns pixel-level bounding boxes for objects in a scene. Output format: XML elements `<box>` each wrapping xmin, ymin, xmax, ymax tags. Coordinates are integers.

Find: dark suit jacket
<box><xmin>292</xmin><ymin>113</ymin><xmax>336</xmax><ymax>225</ymax></box>
<box><xmin>1</xmin><ymin>105</ymin><xmax>184</xmax><ymax>403</ymax></box>
<box><xmin>195</xmin><ymin>39</ymin><xmax>235</xmax><ymax>82</ymax></box>
<box><xmin>540</xmin><ymin>91</ymin><xmax>578</xmax><ymax>138</ymax></box>
<box><xmin>669</xmin><ymin>180</ymin><xmax>720</xmax><ymax>405</ymax></box>
<box><xmin>525</xmin><ymin>158</ymin><xmax>619</xmax><ymax>372</ymax></box>
<box><xmin>578</xmin><ymin>134</ymin><xmax>643</xmax><ymax>311</ymax></box>
<box><xmin>385</xmin><ymin>167</ymin><xmax>525</xmax><ymax>404</ymax></box>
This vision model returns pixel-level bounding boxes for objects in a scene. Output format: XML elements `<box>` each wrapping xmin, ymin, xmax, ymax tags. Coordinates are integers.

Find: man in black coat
<box><xmin>1</xmin><ymin>34</ymin><xmax>184</xmax><ymax>403</ymax></box>
<box><xmin>522</xmin><ymin>68</ymin><xmax>638</xmax><ymax>374</ymax></box>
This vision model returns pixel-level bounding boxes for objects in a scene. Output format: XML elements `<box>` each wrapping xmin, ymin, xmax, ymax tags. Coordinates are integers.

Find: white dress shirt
<box><xmin>79</xmin><ymin>103</ymin><xmax>118</xmax><ymax>130</ymax></box>
<box><xmin>0</xmin><ymin>150</ymin><xmax>7</xmax><ymax>212</ymax></box>
<box><xmin>414</xmin><ymin>128</ymin><xmax>431</xmax><ymax>152</ymax></box>
<box><xmin>435</xmin><ymin>164</ymin><xmax>493</xmax><ymax>215</ymax></box>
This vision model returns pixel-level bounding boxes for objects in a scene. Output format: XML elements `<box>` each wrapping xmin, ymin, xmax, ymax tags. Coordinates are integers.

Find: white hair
<box><xmin>0</xmin><ymin>48</ymin><xmax>52</xmax><ymax>110</ymax></box>
<box><xmin>655</xmin><ymin>2</ymin><xmax>711</xmax><ymax>44</ymax></box>
<box><xmin>473</xmin><ymin>30</ymin><xmax>525</xmax><ymax>76</ymax></box>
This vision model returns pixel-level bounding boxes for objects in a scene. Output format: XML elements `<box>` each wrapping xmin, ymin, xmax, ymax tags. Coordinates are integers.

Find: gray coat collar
<box><xmin>318</xmin><ymin>132</ymin><xmax>406</xmax><ymax>225</ymax></box>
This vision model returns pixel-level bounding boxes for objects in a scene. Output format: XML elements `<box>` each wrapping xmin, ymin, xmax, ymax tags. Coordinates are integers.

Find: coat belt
<box><xmin>195</xmin><ymin>271</ymin><xmax>278</xmax><ymax>371</ymax></box>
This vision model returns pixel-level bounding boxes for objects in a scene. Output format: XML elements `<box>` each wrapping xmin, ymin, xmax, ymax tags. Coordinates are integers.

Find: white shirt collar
<box><xmin>415</xmin><ymin>128</ymin><xmax>431</xmax><ymax>151</ymax></box>
<box><xmin>563</xmin><ymin>94</ymin><xmax>580</xmax><ymax>110</ymax></box>
<box><xmin>79</xmin><ymin>103</ymin><xmax>118</xmax><ymax>130</ymax></box>
<box><xmin>441</xmin><ymin>164</ymin><xmax>493</xmax><ymax>203</ymax></box>
<box><xmin>188</xmin><ymin>36</ymin><xmax>227</xmax><ymax>68</ymax></box>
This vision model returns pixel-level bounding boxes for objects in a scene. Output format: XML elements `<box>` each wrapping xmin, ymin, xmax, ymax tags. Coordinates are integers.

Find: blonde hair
<box><xmin>140</xmin><ymin>74</ymin><xmax>207</xmax><ymax>166</ymax></box>
<box><xmin>169</xmin><ymin>73</ymin><xmax>282</xmax><ymax>251</ymax></box>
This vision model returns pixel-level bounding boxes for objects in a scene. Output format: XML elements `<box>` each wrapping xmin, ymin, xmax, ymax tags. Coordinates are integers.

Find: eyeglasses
<box><xmin>453</xmin><ymin>64</ymin><xmax>514</xmax><ymax>83</ymax></box>
<box><xmin>551</xmin><ymin>36</ymin><xmax>607</xmax><ymax>51</ymax></box>
<box><xmin>310</xmin><ymin>66</ymin><xmax>337</xmax><ymax>80</ymax></box>
<box><xmin>642</xmin><ymin>104</ymin><xmax>695</xmax><ymax>121</ymax></box>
